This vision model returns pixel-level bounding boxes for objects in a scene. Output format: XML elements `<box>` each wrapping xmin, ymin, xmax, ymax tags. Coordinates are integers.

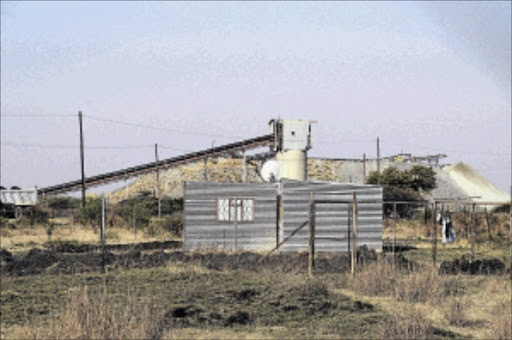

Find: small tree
<box><xmin>76</xmin><ymin>197</ymin><xmax>102</xmax><ymax>227</ymax></box>
<box><xmin>367</xmin><ymin>165</ymin><xmax>436</xmax><ymax>218</ymax></box>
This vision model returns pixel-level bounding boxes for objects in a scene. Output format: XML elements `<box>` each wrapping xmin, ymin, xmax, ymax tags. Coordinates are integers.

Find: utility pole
<box><xmin>78</xmin><ymin>111</ymin><xmax>86</xmax><ymax>209</ymax></box>
<box><xmin>362</xmin><ymin>153</ymin><xmax>366</xmax><ymax>182</ymax></box>
<box><xmin>204</xmin><ymin>140</ymin><xmax>215</xmax><ymax>182</ymax></box>
<box><xmin>376</xmin><ymin>137</ymin><xmax>381</xmax><ymax>175</ymax></box>
<box><xmin>101</xmin><ymin>196</ymin><xmax>106</xmax><ymax>274</ymax></box>
<box><xmin>155</xmin><ymin>143</ymin><xmax>161</xmax><ymax>218</ymax></box>
<box><xmin>308</xmin><ymin>193</ymin><xmax>315</xmax><ymax>277</ymax></box>
<box><xmin>351</xmin><ymin>192</ymin><xmax>358</xmax><ymax>276</ymax></box>
<box><xmin>509</xmin><ymin>186</ymin><xmax>511</xmax><ymax>280</ymax></box>
<box><xmin>242</xmin><ymin>150</ymin><xmax>247</xmax><ymax>183</ymax></box>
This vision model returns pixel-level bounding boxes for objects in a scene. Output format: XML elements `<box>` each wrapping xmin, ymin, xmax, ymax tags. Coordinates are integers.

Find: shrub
<box><xmin>145</xmin><ymin>213</ymin><xmax>183</xmax><ymax>237</ymax></box>
<box><xmin>492</xmin><ymin>203</ymin><xmax>510</xmax><ymax>214</ymax></box>
<box><xmin>76</xmin><ymin>197</ymin><xmax>102</xmax><ymax>227</ymax></box>
<box><xmin>42</xmin><ymin>196</ymin><xmax>80</xmax><ymax>210</ymax></box>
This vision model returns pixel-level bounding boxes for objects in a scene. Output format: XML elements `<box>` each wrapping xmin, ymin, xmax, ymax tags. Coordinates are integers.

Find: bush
<box><xmin>382</xmin><ymin>187</ymin><xmax>424</xmax><ymax>218</ymax></box>
<box><xmin>367</xmin><ymin>165</ymin><xmax>436</xmax><ymax>218</ymax></box>
<box><xmin>146</xmin><ymin>213</ymin><xmax>183</xmax><ymax>237</ymax></box>
<box><xmin>492</xmin><ymin>203</ymin><xmax>510</xmax><ymax>214</ymax></box>
<box><xmin>76</xmin><ymin>197</ymin><xmax>102</xmax><ymax>227</ymax></box>
<box><xmin>42</xmin><ymin>196</ymin><xmax>80</xmax><ymax>210</ymax></box>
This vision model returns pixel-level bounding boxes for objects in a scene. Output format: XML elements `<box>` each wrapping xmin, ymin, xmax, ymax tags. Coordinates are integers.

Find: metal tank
<box><xmin>269</xmin><ymin>119</ymin><xmax>314</xmax><ymax>181</ymax></box>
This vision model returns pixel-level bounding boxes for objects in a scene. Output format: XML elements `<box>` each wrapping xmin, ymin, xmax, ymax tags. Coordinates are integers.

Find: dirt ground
<box><xmin>1</xmin><ymin>241</ymin><xmax>507</xmax><ymax>278</ymax></box>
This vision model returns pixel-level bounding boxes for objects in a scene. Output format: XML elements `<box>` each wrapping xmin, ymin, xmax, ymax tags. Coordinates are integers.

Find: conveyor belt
<box><xmin>39</xmin><ymin>134</ymin><xmax>274</xmax><ymax>195</ymax></box>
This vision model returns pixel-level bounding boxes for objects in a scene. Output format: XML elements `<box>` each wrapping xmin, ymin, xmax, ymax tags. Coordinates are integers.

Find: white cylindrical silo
<box><xmin>276</xmin><ymin>150</ymin><xmax>307</xmax><ymax>181</ymax></box>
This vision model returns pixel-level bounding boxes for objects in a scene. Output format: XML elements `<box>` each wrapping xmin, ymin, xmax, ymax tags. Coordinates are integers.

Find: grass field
<box><xmin>1</xmin><ymin>219</ymin><xmax>511</xmax><ymax>339</ymax></box>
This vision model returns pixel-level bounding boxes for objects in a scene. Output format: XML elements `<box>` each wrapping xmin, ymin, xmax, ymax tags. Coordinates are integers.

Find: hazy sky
<box><xmin>1</xmin><ymin>1</ymin><xmax>511</xmax><ymax>193</ymax></box>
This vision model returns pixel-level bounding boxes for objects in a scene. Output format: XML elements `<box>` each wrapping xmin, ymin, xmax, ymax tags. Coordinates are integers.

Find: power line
<box><xmin>3</xmin><ymin>142</ymin><xmax>196</xmax><ymax>153</ymax></box>
<box><xmin>83</xmin><ymin>114</ymin><xmax>246</xmax><ymax>140</ymax></box>
<box><xmin>3</xmin><ymin>113</ymin><xmax>248</xmax><ymax>140</ymax></box>
<box><xmin>1</xmin><ymin>114</ymin><xmax>75</xmax><ymax>117</ymax></box>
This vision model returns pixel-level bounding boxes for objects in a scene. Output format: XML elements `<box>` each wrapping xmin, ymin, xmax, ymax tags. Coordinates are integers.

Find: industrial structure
<box><xmin>183</xmin><ymin>119</ymin><xmax>383</xmax><ymax>252</ymax></box>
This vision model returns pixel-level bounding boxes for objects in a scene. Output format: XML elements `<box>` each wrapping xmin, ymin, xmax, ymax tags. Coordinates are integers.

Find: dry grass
<box><xmin>347</xmin><ymin>257</ymin><xmax>512</xmax><ymax>339</ymax></box>
<box><xmin>444</xmin><ymin>296</ymin><xmax>471</xmax><ymax>327</ymax></box>
<box><xmin>9</xmin><ymin>287</ymin><xmax>162</xmax><ymax>340</ymax></box>
<box><xmin>394</xmin><ymin>267</ymin><xmax>441</xmax><ymax>304</ymax></box>
<box><xmin>1</xmin><ymin>223</ymin><xmax>162</xmax><ymax>252</ymax></box>
<box><xmin>350</xmin><ymin>260</ymin><xmax>397</xmax><ymax>297</ymax></box>
<box><xmin>383</xmin><ymin>219</ymin><xmax>429</xmax><ymax>241</ymax></box>
<box><xmin>162</xmin><ymin>328</ymin><xmax>276</xmax><ymax>340</ymax></box>
<box><xmin>380</xmin><ymin>303</ymin><xmax>432</xmax><ymax>339</ymax></box>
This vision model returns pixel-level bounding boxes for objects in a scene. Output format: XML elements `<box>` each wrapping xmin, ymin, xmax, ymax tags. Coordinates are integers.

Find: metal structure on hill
<box><xmin>39</xmin><ymin>134</ymin><xmax>274</xmax><ymax>195</ymax></box>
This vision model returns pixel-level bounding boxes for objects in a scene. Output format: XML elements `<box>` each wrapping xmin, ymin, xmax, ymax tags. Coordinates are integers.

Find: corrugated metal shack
<box><xmin>184</xmin><ymin>180</ymin><xmax>382</xmax><ymax>252</ymax></box>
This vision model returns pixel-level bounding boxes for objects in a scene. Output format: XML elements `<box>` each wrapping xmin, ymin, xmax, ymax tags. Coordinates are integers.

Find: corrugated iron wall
<box><xmin>184</xmin><ymin>181</ymin><xmax>382</xmax><ymax>252</ymax></box>
<box><xmin>184</xmin><ymin>182</ymin><xmax>278</xmax><ymax>251</ymax></box>
<box><xmin>280</xmin><ymin>181</ymin><xmax>383</xmax><ymax>252</ymax></box>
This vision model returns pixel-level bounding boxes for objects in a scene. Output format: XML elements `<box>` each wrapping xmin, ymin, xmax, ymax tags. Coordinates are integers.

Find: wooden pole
<box><xmin>276</xmin><ymin>195</ymin><xmax>281</xmax><ymax>248</ymax></box>
<box><xmin>424</xmin><ymin>204</ymin><xmax>428</xmax><ymax>237</ymax></box>
<box><xmin>308</xmin><ymin>193</ymin><xmax>315</xmax><ymax>277</ymax></box>
<box><xmin>376</xmin><ymin>138</ymin><xmax>381</xmax><ymax>175</ymax></box>
<box><xmin>155</xmin><ymin>143</ymin><xmax>161</xmax><ymax>219</ymax></box>
<box><xmin>362</xmin><ymin>153</ymin><xmax>366</xmax><ymax>182</ymax></box>
<box><xmin>78</xmin><ymin>111</ymin><xmax>86</xmax><ymax>209</ymax></box>
<box><xmin>234</xmin><ymin>198</ymin><xmax>238</xmax><ymax>252</ymax></box>
<box><xmin>471</xmin><ymin>203</ymin><xmax>476</xmax><ymax>262</ymax></box>
<box><xmin>101</xmin><ymin>196</ymin><xmax>106</xmax><ymax>273</ymax></box>
<box><xmin>133</xmin><ymin>204</ymin><xmax>137</xmax><ymax>240</ymax></box>
<box><xmin>242</xmin><ymin>150</ymin><xmax>247</xmax><ymax>183</ymax></box>
<box><xmin>204</xmin><ymin>158</ymin><xmax>208</xmax><ymax>181</ymax></box>
<box><xmin>484</xmin><ymin>208</ymin><xmax>491</xmax><ymax>241</ymax></box>
<box><xmin>464</xmin><ymin>205</ymin><xmax>469</xmax><ymax>239</ymax></box>
<box><xmin>351</xmin><ymin>192</ymin><xmax>358</xmax><ymax>276</ymax></box>
<box><xmin>393</xmin><ymin>202</ymin><xmax>397</xmax><ymax>267</ymax></box>
<box><xmin>432</xmin><ymin>202</ymin><xmax>437</xmax><ymax>265</ymax></box>
<box><xmin>347</xmin><ymin>202</ymin><xmax>351</xmax><ymax>259</ymax></box>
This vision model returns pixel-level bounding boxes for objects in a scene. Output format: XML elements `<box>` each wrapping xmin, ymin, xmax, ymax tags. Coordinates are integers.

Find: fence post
<box><xmin>432</xmin><ymin>202</ymin><xmax>437</xmax><ymax>265</ymax></box>
<box><xmin>347</xmin><ymin>202</ymin><xmax>351</xmax><ymax>260</ymax></box>
<box><xmin>484</xmin><ymin>208</ymin><xmax>491</xmax><ymax>241</ymax></box>
<box><xmin>234</xmin><ymin>198</ymin><xmax>238</xmax><ymax>252</ymax></box>
<box><xmin>471</xmin><ymin>203</ymin><xmax>476</xmax><ymax>262</ymax></box>
<box><xmin>464</xmin><ymin>205</ymin><xmax>469</xmax><ymax>239</ymax></box>
<box><xmin>276</xmin><ymin>195</ymin><xmax>281</xmax><ymax>248</ymax></box>
<box><xmin>308</xmin><ymin>193</ymin><xmax>315</xmax><ymax>277</ymax></box>
<box><xmin>101</xmin><ymin>196</ymin><xmax>106</xmax><ymax>274</ymax></box>
<box><xmin>351</xmin><ymin>192</ymin><xmax>358</xmax><ymax>276</ymax></box>
<box><xmin>424</xmin><ymin>204</ymin><xmax>428</xmax><ymax>237</ymax></box>
<box><xmin>393</xmin><ymin>202</ymin><xmax>397</xmax><ymax>269</ymax></box>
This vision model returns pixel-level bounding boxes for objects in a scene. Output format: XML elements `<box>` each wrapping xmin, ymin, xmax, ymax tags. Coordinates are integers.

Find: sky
<box><xmin>1</xmin><ymin>1</ymin><xmax>511</xmax><ymax>193</ymax></box>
